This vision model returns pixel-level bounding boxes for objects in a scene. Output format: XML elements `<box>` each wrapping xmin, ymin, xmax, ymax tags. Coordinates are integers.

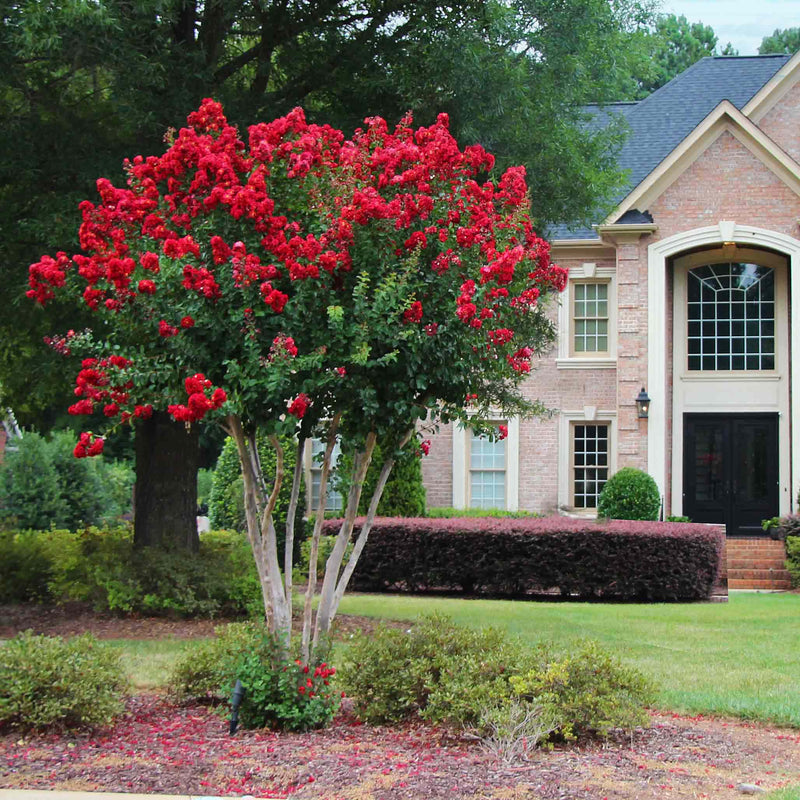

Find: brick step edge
<box><xmin>728</xmin><ymin>569</ymin><xmax>792</xmax><ymax>580</ymax></box>
<box><xmin>728</xmin><ymin>560</ymin><xmax>789</xmax><ymax>569</ymax></box>
<box><xmin>729</xmin><ymin>581</ymin><xmax>792</xmax><ymax>590</ymax></box>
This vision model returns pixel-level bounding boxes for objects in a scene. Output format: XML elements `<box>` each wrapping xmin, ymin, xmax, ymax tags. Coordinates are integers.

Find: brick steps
<box><xmin>725</xmin><ymin>538</ymin><xmax>792</xmax><ymax>591</ymax></box>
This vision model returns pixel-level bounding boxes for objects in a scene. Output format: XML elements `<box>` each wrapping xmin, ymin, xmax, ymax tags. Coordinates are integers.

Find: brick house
<box><xmin>422</xmin><ymin>51</ymin><xmax>800</xmax><ymax>539</ymax></box>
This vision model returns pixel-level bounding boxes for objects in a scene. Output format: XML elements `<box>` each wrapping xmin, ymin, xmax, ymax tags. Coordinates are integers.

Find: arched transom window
<box><xmin>687</xmin><ymin>263</ymin><xmax>775</xmax><ymax>371</ymax></box>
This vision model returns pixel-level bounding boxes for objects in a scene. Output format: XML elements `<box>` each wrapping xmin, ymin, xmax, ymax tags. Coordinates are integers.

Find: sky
<box><xmin>661</xmin><ymin>0</ymin><xmax>797</xmax><ymax>55</ymax></box>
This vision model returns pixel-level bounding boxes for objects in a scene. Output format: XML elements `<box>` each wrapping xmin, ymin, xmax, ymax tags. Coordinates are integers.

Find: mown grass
<box><xmin>107</xmin><ymin>592</ymin><xmax>800</xmax><ymax>726</ymax></box>
<box><xmin>766</xmin><ymin>787</ymin><xmax>800</xmax><ymax>800</ymax></box>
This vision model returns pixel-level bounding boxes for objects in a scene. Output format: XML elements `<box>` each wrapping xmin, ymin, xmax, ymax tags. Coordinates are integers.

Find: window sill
<box><xmin>556</xmin><ymin>357</ymin><xmax>616</xmax><ymax>370</ymax></box>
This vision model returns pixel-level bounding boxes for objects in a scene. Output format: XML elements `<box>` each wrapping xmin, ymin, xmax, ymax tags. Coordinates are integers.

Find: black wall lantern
<box><xmin>635</xmin><ymin>387</ymin><xmax>651</xmax><ymax>419</ymax></box>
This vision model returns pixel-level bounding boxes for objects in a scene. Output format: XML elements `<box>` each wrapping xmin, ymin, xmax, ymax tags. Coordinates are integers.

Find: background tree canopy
<box><xmin>1</xmin><ymin>0</ymin><xmax>658</xmax><ymax>430</ymax></box>
<box><xmin>759</xmin><ymin>27</ymin><xmax>800</xmax><ymax>55</ymax></box>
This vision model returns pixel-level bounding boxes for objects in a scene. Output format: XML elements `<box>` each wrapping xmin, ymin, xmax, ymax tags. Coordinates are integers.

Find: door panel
<box><xmin>683</xmin><ymin>414</ymin><xmax>778</xmax><ymax>536</ymax></box>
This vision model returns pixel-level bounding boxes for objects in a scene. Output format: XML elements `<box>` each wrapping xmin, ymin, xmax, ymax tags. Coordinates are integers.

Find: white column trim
<box><xmin>647</xmin><ymin>223</ymin><xmax>800</xmax><ymax>514</ymax></box>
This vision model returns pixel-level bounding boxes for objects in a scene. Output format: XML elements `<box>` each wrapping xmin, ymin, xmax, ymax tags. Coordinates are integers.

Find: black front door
<box><xmin>683</xmin><ymin>413</ymin><xmax>779</xmax><ymax>536</ymax></box>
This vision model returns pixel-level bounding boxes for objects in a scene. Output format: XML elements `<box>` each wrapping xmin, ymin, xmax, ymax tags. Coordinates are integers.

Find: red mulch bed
<box><xmin>2</xmin><ymin>605</ymin><xmax>800</xmax><ymax>799</ymax></box>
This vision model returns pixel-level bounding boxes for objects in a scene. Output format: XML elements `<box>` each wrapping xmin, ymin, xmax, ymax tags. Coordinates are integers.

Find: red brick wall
<box><xmin>758</xmin><ymin>83</ymin><xmax>800</xmax><ymax>164</ymax></box>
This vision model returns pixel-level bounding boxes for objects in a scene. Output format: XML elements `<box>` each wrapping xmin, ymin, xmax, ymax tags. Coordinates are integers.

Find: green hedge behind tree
<box><xmin>0</xmin><ymin>431</ymin><xmax>133</xmax><ymax>530</ymax></box>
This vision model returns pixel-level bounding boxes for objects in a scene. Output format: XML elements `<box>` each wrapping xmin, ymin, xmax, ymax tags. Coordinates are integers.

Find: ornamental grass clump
<box><xmin>0</xmin><ymin>632</ymin><xmax>127</xmax><ymax>731</ymax></box>
<box><xmin>598</xmin><ymin>467</ymin><xmax>661</xmax><ymax>521</ymax></box>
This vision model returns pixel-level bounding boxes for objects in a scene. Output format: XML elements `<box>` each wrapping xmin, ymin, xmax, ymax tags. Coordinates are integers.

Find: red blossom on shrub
<box><xmin>74</xmin><ymin>431</ymin><xmax>104</xmax><ymax>458</ymax></box>
<box><xmin>403</xmin><ymin>301</ymin><xmax>423</xmax><ymax>323</ymax></box>
<box><xmin>287</xmin><ymin>393</ymin><xmax>310</xmax><ymax>418</ymax></box>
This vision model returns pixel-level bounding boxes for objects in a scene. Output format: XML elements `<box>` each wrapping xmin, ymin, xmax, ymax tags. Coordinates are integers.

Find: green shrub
<box><xmin>338</xmin><ymin>615</ymin><xmax>653</xmax><ymax>747</ymax></box>
<box><xmin>170</xmin><ymin>623</ymin><xmax>339</xmax><ymax>731</ymax></box>
<box><xmin>335</xmin><ymin>441</ymin><xmax>426</xmax><ymax>517</ymax></box>
<box><xmin>208</xmin><ymin>435</ymin><xmax>305</xmax><ymax>563</ymax></box>
<box><xmin>293</xmin><ymin>529</ymin><xmax>351</xmax><ymax>583</ymax></box>
<box><xmin>235</xmin><ymin>633</ymin><xmax>339</xmax><ymax>731</ymax></box>
<box><xmin>786</xmin><ymin>536</ymin><xmax>800</xmax><ymax>588</ymax></box>
<box><xmin>0</xmin><ymin>432</ymin><xmax>65</xmax><ymax>529</ymax></box>
<box><xmin>0</xmin><ymin>431</ymin><xmax>133</xmax><ymax>530</ymax></box>
<box><xmin>1</xmin><ymin>526</ymin><xmax>261</xmax><ymax>617</ymax></box>
<box><xmin>0</xmin><ymin>530</ymin><xmax>54</xmax><ymax>602</ymax></box>
<box><xmin>0</xmin><ymin>631</ymin><xmax>127</xmax><ymax>730</ymax></box>
<box><xmin>509</xmin><ymin>640</ymin><xmax>654</xmax><ymax>739</ymax></box>
<box><xmin>197</xmin><ymin>468</ymin><xmax>214</xmax><ymax>515</ymax></box>
<box><xmin>598</xmin><ymin>467</ymin><xmax>661</xmax><ymax>521</ymax></box>
<box><xmin>169</xmin><ymin>621</ymin><xmax>263</xmax><ymax>702</ymax></box>
<box><xmin>425</xmin><ymin>507</ymin><xmax>537</xmax><ymax>518</ymax></box>
<box><xmin>666</xmin><ymin>515</ymin><xmax>690</xmax><ymax>523</ymax></box>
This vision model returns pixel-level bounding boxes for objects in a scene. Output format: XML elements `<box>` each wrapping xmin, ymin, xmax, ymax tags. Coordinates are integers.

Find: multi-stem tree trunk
<box><xmin>133</xmin><ymin>410</ymin><xmax>200</xmax><ymax>552</ymax></box>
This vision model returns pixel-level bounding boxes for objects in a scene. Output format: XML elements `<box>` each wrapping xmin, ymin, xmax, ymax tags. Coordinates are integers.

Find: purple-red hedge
<box><xmin>324</xmin><ymin>516</ymin><xmax>725</xmax><ymax>602</ymax></box>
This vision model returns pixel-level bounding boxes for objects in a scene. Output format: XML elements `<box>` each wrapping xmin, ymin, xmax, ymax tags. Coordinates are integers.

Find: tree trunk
<box><xmin>133</xmin><ymin>410</ymin><xmax>199</xmax><ymax>551</ymax></box>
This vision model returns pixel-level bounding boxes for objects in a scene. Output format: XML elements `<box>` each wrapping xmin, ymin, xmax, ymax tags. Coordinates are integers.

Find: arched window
<box><xmin>687</xmin><ymin>263</ymin><xmax>775</xmax><ymax>371</ymax></box>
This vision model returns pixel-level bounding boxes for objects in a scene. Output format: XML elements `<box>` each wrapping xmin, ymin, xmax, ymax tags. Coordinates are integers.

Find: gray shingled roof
<box><xmin>550</xmin><ymin>54</ymin><xmax>792</xmax><ymax>241</ymax></box>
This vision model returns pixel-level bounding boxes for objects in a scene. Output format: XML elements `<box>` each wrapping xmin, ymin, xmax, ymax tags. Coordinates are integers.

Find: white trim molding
<box><xmin>647</xmin><ymin>223</ymin><xmax>800</xmax><ymax>514</ymax></box>
<box><xmin>556</xmin><ymin>262</ymin><xmax>617</xmax><ymax>369</ymax></box>
<box><xmin>558</xmin><ymin>409</ymin><xmax>617</xmax><ymax>515</ymax></box>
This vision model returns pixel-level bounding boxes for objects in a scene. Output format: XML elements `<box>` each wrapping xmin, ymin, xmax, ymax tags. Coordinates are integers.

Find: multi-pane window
<box><xmin>687</xmin><ymin>263</ymin><xmax>775</xmax><ymax>371</ymax></box>
<box><xmin>572</xmin><ymin>424</ymin><xmax>609</xmax><ymax>509</ymax></box>
<box><xmin>310</xmin><ymin>438</ymin><xmax>343</xmax><ymax>512</ymax></box>
<box><xmin>573</xmin><ymin>282</ymin><xmax>609</xmax><ymax>354</ymax></box>
<box><xmin>469</xmin><ymin>427</ymin><xmax>506</xmax><ymax>509</ymax></box>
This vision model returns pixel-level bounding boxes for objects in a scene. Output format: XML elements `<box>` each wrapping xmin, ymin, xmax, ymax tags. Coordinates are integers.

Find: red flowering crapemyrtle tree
<box><xmin>29</xmin><ymin>100</ymin><xmax>566</xmax><ymax>662</ymax></box>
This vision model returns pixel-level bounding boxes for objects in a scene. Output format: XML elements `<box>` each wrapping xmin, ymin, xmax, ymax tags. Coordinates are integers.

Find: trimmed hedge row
<box><xmin>329</xmin><ymin>516</ymin><xmax>724</xmax><ymax>602</ymax></box>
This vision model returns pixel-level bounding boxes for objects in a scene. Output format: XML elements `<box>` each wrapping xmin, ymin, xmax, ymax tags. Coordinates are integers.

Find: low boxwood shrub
<box><xmin>335</xmin><ymin>516</ymin><xmax>724</xmax><ymax>601</ymax></box>
<box><xmin>170</xmin><ymin>623</ymin><xmax>339</xmax><ymax>731</ymax></box>
<box><xmin>598</xmin><ymin>467</ymin><xmax>661</xmax><ymax>521</ymax></box>
<box><xmin>337</xmin><ymin>614</ymin><xmax>527</xmax><ymax>725</ymax></box>
<box><xmin>0</xmin><ymin>631</ymin><xmax>127</xmax><ymax>731</ymax></box>
<box><xmin>338</xmin><ymin>615</ymin><xmax>653</xmax><ymax>747</ymax></box>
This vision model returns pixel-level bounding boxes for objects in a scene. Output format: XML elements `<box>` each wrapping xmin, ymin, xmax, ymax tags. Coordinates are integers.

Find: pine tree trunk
<box><xmin>133</xmin><ymin>411</ymin><xmax>200</xmax><ymax>551</ymax></box>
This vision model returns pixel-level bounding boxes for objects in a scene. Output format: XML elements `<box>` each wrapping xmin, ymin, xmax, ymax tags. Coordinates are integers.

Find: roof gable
<box><xmin>550</xmin><ymin>54</ymin><xmax>795</xmax><ymax>242</ymax></box>
<box><xmin>611</xmin><ymin>100</ymin><xmax>800</xmax><ymax>221</ymax></box>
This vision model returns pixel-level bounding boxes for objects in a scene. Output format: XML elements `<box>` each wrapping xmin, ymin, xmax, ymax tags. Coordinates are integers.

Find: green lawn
<box><xmin>109</xmin><ymin>591</ymin><xmax>800</xmax><ymax>727</ymax></box>
<box><xmin>336</xmin><ymin>591</ymin><xmax>800</xmax><ymax>727</ymax></box>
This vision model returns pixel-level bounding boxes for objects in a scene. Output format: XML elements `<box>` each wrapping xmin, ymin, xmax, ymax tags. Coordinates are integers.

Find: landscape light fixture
<box><xmin>635</xmin><ymin>387</ymin><xmax>651</xmax><ymax>419</ymax></box>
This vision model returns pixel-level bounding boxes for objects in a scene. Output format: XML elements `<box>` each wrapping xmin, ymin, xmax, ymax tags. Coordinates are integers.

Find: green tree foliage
<box><xmin>0</xmin><ymin>432</ymin><xmax>65</xmax><ymax>528</ymax></box>
<box><xmin>2</xmin><ymin>0</ymin><xmax>657</xmax><ymax>428</ymax></box>
<box><xmin>759</xmin><ymin>28</ymin><xmax>800</xmax><ymax>55</ymax></box>
<box><xmin>631</xmin><ymin>13</ymin><xmax>737</xmax><ymax>98</ymax></box>
<box><xmin>336</xmin><ymin>441</ymin><xmax>427</xmax><ymax>518</ymax></box>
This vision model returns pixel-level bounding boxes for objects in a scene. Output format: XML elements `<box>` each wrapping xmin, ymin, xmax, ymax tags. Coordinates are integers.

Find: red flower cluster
<box><xmin>287</xmin><ymin>393</ymin><xmax>310</xmax><ymax>418</ymax></box>
<box><xmin>270</xmin><ymin>334</ymin><xmax>298</xmax><ymax>359</ymax></box>
<box><xmin>403</xmin><ymin>301</ymin><xmax>423</xmax><ymax>323</ymax></box>
<box><xmin>28</xmin><ymin>97</ymin><xmax>568</xmax><ymax>460</ymax></box>
<box><xmin>73</xmin><ymin>431</ymin><xmax>104</xmax><ymax>458</ymax></box>
<box><xmin>168</xmin><ymin>373</ymin><xmax>227</xmax><ymax>423</ymax></box>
